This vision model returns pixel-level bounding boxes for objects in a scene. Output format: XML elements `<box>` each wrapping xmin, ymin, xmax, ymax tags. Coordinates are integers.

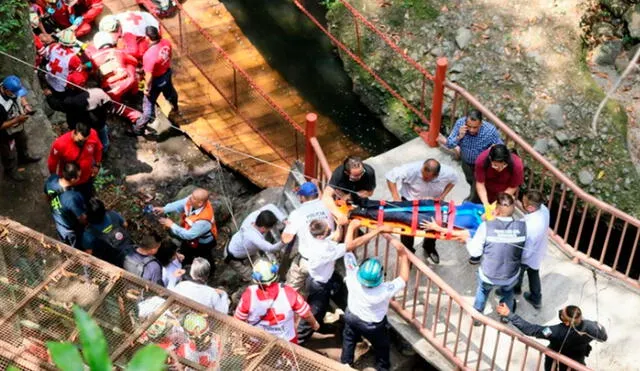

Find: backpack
<box><xmin>91</xmin><ymin>217</ymin><xmax>135</xmax><ymax>267</ymax></box>
<box><xmin>123</xmin><ymin>252</ymin><xmax>159</xmax><ymax>279</ymax></box>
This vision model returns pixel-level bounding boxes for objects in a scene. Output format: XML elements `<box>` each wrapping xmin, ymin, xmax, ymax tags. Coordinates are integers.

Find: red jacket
<box><xmin>86</xmin><ymin>46</ymin><xmax>139</xmax><ymax>101</ymax></box>
<box><xmin>48</xmin><ymin>129</ymin><xmax>103</xmax><ymax>185</ymax></box>
<box><xmin>50</xmin><ymin>0</ymin><xmax>103</xmax><ymax>29</ymax></box>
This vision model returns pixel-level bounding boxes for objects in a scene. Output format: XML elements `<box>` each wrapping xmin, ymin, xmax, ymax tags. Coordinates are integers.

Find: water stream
<box><xmin>219</xmin><ymin>0</ymin><xmax>401</xmax><ymax>155</ymax></box>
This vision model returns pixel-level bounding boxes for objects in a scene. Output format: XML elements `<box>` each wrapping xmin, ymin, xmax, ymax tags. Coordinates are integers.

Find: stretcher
<box><xmin>337</xmin><ymin>199</ymin><xmax>488</xmax><ymax>240</ymax></box>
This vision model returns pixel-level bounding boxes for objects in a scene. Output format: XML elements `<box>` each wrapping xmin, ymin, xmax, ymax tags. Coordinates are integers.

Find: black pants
<box><xmin>516</xmin><ymin>264</ymin><xmax>542</xmax><ymax>304</ymax></box>
<box><xmin>0</xmin><ymin>130</ymin><xmax>29</xmax><ymax>173</ymax></box>
<box><xmin>400</xmin><ymin>233</ymin><xmax>436</xmax><ymax>255</ymax></box>
<box><xmin>461</xmin><ymin>161</ymin><xmax>480</xmax><ymax>203</ymax></box>
<box><xmin>296</xmin><ymin>274</ymin><xmax>344</xmax><ymax>344</ymax></box>
<box><xmin>341</xmin><ymin>311</ymin><xmax>391</xmax><ymax>371</ymax></box>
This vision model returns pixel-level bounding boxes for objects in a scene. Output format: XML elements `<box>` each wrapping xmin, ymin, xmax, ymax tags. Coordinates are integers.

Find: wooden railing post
<box><xmin>428</xmin><ymin>57</ymin><xmax>448</xmax><ymax>147</ymax></box>
<box><xmin>304</xmin><ymin>113</ymin><xmax>317</xmax><ymax>179</ymax></box>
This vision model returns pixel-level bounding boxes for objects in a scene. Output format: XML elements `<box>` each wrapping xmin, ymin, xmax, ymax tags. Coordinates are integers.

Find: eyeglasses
<box><xmin>347</xmin><ymin>168</ymin><xmax>365</xmax><ymax>182</ymax></box>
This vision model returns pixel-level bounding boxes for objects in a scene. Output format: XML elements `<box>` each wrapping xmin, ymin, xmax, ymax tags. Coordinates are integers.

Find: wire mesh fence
<box><xmin>0</xmin><ymin>217</ymin><xmax>347</xmax><ymax>370</ymax></box>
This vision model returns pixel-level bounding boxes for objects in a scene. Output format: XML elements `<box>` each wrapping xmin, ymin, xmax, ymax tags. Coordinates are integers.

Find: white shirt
<box><xmin>282</xmin><ymin>199</ymin><xmax>333</xmax><ymax>257</ymax></box>
<box><xmin>171</xmin><ymin>280</ymin><xmax>230</xmax><ymax>314</ymax></box>
<box><xmin>228</xmin><ymin>204</ymin><xmax>287</xmax><ymax>259</ymax></box>
<box><xmin>306</xmin><ymin>237</ymin><xmax>347</xmax><ymax>283</ymax></box>
<box><xmin>466</xmin><ymin>217</ymin><xmax>520</xmax><ymax>286</ymax></box>
<box><xmin>162</xmin><ymin>258</ymin><xmax>182</xmax><ymax>289</ymax></box>
<box><xmin>343</xmin><ymin>252</ymin><xmax>406</xmax><ymax>323</ymax></box>
<box><xmin>521</xmin><ymin>205</ymin><xmax>550</xmax><ymax>269</ymax></box>
<box><xmin>385</xmin><ymin>161</ymin><xmax>458</xmax><ymax>200</ymax></box>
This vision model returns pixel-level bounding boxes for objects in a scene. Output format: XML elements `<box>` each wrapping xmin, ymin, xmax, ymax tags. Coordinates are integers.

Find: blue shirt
<box><xmin>44</xmin><ymin>175</ymin><xmax>86</xmax><ymax>240</ymax></box>
<box><xmin>163</xmin><ymin>197</ymin><xmax>214</xmax><ymax>243</ymax></box>
<box><xmin>445</xmin><ymin>117</ymin><xmax>503</xmax><ymax>164</ymax></box>
<box><xmin>83</xmin><ymin>210</ymin><xmax>125</xmax><ymax>249</ymax></box>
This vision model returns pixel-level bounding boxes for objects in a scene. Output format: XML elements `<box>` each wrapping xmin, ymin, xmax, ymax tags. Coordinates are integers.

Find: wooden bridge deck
<box><xmin>104</xmin><ymin>0</ymin><xmax>366</xmax><ymax>188</ymax></box>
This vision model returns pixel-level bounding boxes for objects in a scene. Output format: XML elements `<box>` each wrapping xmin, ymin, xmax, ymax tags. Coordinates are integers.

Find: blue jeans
<box><xmin>341</xmin><ymin>311</ymin><xmax>390</xmax><ymax>371</ymax></box>
<box><xmin>135</xmin><ymin>69</ymin><xmax>179</xmax><ymax>131</ymax></box>
<box><xmin>473</xmin><ymin>272</ymin><xmax>517</xmax><ymax>313</ymax></box>
<box><xmin>97</xmin><ymin>125</ymin><xmax>109</xmax><ymax>154</ymax></box>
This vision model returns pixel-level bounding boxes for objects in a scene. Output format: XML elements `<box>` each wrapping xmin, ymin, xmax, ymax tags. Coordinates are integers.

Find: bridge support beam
<box><xmin>304</xmin><ymin>113</ymin><xmax>318</xmax><ymax>180</ymax></box>
<box><xmin>428</xmin><ymin>58</ymin><xmax>448</xmax><ymax>147</ymax></box>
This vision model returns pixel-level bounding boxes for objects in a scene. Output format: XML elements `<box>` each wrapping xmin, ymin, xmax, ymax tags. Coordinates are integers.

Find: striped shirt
<box><xmin>446</xmin><ymin>117</ymin><xmax>503</xmax><ymax>164</ymax></box>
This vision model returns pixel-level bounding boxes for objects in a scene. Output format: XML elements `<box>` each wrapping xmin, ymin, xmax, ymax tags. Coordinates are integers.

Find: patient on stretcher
<box><xmin>345</xmin><ymin>199</ymin><xmax>485</xmax><ymax>241</ymax></box>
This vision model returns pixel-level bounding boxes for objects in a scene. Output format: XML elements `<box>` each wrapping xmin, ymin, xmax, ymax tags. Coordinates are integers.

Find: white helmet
<box><xmin>93</xmin><ymin>31</ymin><xmax>115</xmax><ymax>49</ymax></box>
<box><xmin>57</xmin><ymin>29</ymin><xmax>77</xmax><ymax>47</ymax></box>
<box><xmin>99</xmin><ymin>15</ymin><xmax>119</xmax><ymax>33</ymax></box>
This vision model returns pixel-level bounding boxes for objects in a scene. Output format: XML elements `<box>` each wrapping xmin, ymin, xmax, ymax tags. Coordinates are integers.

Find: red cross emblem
<box><xmin>49</xmin><ymin>59</ymin><xmax>63</xmax><ymax>74</ymax></box>
<box><xmin>126</xmin><ymin>12</ymin><xmax>143</xmax><ymax>25</ymax></box>
<box><xmin>263</xmin><ymin>309</ymin><xmax>285</xmax><ymax>326</ymax></box>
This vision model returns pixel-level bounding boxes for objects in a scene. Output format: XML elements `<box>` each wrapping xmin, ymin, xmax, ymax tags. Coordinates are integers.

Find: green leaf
<box><xmin>46</xmin><ymin>342</ymin><xmax>85</xmax><ymax>371</ymax></box>
<box><xmin>73</xmin><ymin>305</ymin><xmax>112</xmax><ymax>371</ymax></box>
<box><xmin>126</xmin><ymin>345</ymin><xmax>167</xmax><ymax>371</ymax></box>
<box><xmin>7</xmin><ymin>366</ymin><xmax>21</xmax><ymax>371</ymax></box>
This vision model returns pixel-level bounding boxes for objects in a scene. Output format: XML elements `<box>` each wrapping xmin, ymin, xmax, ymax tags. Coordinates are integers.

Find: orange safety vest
<box><xmin>181</xmin><ymin>199</ymin><xmax>218</xmax><ymax>240</ymax></box>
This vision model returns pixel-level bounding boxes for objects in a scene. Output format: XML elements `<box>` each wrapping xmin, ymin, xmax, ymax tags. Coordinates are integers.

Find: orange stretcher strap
<box><xmin>377</xmin><ymin>200</ymin><xmax>386</xmax><ymax>227</ymax></box>
<box><xmin>410</xmin><ymin>200</ymin><xmax>419</xmax><ymax>234</ymax></box>
<box><xmin>446</xmin><ymin>200</ymin><xmax>456</xmax><ymax>240</ymax></box>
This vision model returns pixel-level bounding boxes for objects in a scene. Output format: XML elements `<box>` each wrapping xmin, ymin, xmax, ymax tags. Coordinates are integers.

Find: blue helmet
<box><xmin>357</xmin><ymin>258</ymin><xmax>384</xmax><ymax>287</ymax></box>
<box><xmin>2</xmin><ymin>76</ymin><xmax>27</xmax><ymax>98</ymax></box>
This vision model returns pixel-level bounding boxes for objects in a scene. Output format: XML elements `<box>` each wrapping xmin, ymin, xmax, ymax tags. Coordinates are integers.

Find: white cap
<box><xmin>99</xmin><ymin>15</ymin><xmax>119</xmax><ymax>33</ymax></box>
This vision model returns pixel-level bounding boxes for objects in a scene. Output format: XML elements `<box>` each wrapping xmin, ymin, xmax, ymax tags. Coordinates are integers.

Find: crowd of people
<box><xmin>0</xmin><ymin>3</ymin><xmax>609</xmax><ymax>369</ymax></box>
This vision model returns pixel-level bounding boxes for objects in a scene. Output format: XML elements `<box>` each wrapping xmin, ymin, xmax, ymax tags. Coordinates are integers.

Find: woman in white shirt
<box><xmin>156</xmin><ymin>240</ymin><xmax>185</xmax><ymax>289</ymax></box>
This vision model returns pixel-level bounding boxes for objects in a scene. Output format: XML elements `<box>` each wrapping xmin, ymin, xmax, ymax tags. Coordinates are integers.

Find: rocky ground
<box><xmin>326</xmin><ymin>0</ymin><xmax>640</xmax><ymax>216</ymax></box>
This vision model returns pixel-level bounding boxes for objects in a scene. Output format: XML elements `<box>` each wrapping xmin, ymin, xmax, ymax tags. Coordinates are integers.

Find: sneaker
<box><xmin>468</xmin><ymin>256</ymin><xmax>481</xmax><ymax>265</ymax></box>
<box><xmin>427</xmin><ymin>250</ymin><xmax>440</xmax><ymax>264</ymax></box>
<box><xmin>523</xmin><ymin>292</ymin><xmax>541</xmax><ymax>309</ymax></box>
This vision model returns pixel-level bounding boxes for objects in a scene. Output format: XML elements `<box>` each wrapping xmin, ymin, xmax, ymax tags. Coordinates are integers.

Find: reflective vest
<box><xmin>181</xmin><ymin>199</ymin><xmax>218</xmax><ymax>240</ymax></box>
<box><xmin>481</xmin><ymin>218</ymin><xmax>526</xmax><ymax>281</ymax></box>
<box><xmin>246</xmin><ymin>284</ymin><xmax>296</xmax><ymax>342</ymax></box>
<box><xmin>117</xmin><ymin>11</ymin><xmax>159</xmax><ymax>38</ymax></box>
<box><xmin>45</xmin><ymin>44</ymin><xmax>75</xmax><ymax>92</ymax></box>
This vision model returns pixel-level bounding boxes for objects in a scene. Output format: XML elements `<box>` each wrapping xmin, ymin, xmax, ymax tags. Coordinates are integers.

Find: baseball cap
<box><xmin>297</xmin><ymin>182</ymin><xmax>318</xmax><ymax>196</ymax></box>
<box><xmin>2</xmin><ymin>76</ymin><xmax>28</xmax><ymax>98</ymax></box>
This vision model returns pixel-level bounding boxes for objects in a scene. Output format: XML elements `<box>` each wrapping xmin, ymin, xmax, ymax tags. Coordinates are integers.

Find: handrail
<box><xmin>306</xmin><ymin>138</ymin><xmax>588</xmax><ymax>370</ymax></box>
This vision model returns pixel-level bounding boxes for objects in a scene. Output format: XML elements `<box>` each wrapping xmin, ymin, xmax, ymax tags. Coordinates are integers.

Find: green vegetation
<box><xmin>46</xmin><ymin>306</ymin><xmax>167</xmax><ymax>371</ymax></box>
<box><xmin>0</xmin><ymin>0</ymin><xmax>28</xmax><ymax>53</ymax></box>
<box><xmin>401</xmin><ymin>0</ymin><xmax>439</xmax><ymax>21</ymax></box>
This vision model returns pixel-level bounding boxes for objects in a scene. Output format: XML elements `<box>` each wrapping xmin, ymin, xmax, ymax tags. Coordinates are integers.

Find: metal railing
<box><xmin>305</xmin><ymin>137</ymin><xmax>588</xmax><ymax>371</ymax></box>
<box><xmin>136</xmin><ymin>0</ymin><xmax>304</xmax><ymax>164</ymax></box>
<box><xmin>293</xmin><ymin>0</ymin><xmax>640</xmax><ymax>287</ymax></box>
<box><xmin>0</xmin><ymin>217</ymin><xmax>347</xmax><ymax>371</ymax></box>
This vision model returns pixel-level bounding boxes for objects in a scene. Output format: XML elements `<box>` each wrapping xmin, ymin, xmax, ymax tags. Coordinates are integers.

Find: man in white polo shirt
<box><xmin>341</xmin><ymin>233</ymin><xmax>409</xmax><ymax>370</ymax></box>
<box><xmin>386</xmin><ymin>158</ymin><xmax>458</xmax><ymax>264</ymax></box>
<box><xmin>225</xmin><ymin>203</ymin><xmax>287</xmax><ymax>281</ymax></box>
<box><xmin>296</xmin><ymin>219</ymin><xmax>386</xmax><ymax>344</ymax></box>
<box><xmin>282</xmin><ymin>182</ymin><xmax>333</xmax><ymax>293</ymax></box>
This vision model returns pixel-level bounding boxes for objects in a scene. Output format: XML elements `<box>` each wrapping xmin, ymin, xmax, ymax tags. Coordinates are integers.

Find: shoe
<box><xmin>19</xmin><ymin>155</ymin><xmax>41</xmax><ymax>164</ymax></box>
<box><xmin>5</xmin><ymin>170</ymin><xmax>25</xmax><ymax>182</ymax></box>
<box><xmin>427</xmin><ymin>250</ymin><xmax>440</xmax><ymax>264</ymax></box>
<box><xmin>523</xmin><ymin>292</ymin><xmax>541</xmax><ymax>309</ymax></box>
<box><xmin>468</xmin><ymin>256</ymin><xmax>481</xmax><ymax>265</ymax></box>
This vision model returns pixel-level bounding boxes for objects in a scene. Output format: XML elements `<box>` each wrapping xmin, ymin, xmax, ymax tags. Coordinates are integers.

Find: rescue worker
<box><xmin>83</xmin><ymin>197</ymin><xmax>132</xmax><ymax>267</ymax></box>
<box><xmin>497</xmin><ymin>303</ymin><xmax>607</xmax><ymax>370</ymax></box>
<box><xmin>225</xmin><ymin>204</ymin><xmax>287</xmax><ymax>282</ymax></box>
<box><xmin>44</xmin><ymin>162</ymin><xmax>86</xmax><ymax>249</ymax></box>
<box><xmin>340</xmin><ymin>233</ymin><xmax>409</xmax><ymax>370</ymax></box>
<box><xmin>0</xmin><ymin>76</ymin><xmax>41</xmax><ymax>182</ymax></box>
<box><xmin>134</xmin><ymin>26</ymin><xmax>179</xmax><ymax>135</ymax></box>
<box><xmin>297</xmin><ymin>219</ymin><xmax>387</xmax><ymax>344</ymax></box>
<box><xmin>234</xmin><ymin>258</ymin><xmax>320</xmax><ymax>344</ymax></box>
<box><xmin>42</xmin><ymin>0</ymin><xmax>104</xmax><ymax>37</ymax></box>
<box><xmin>99</xmin><ymin>11</ymin><xmax>160</xmax><ymax>61</ymax></box>
<box><xmin>386</xmin><ymin>158</ymin><xmax>458</xmax><ymax>264</ymax></box>
<box><xmin>281</xmin><ymin>181</ymin><xmax>333</xmax><ymax>293</ymax></box>
<box><xmin>154</xmin><ymin>188</ymin><xmax>218</xmax><ymax>268</ymax></box>
<box><xmin>42</xmin><ymin>29</ymin><xmax>88</xmax><ymax>99</ymax></box>
<box><xmin>465</xmin><ymin>192</ymin><xmax>525</xmax><ymax>324</ymax></box>
<box><xmin>177</xmin><ymin>313</ymin><xmax>223</xmax><ymax>369</ymax></box>
<box><xmin>86</xmin><ymin>31</ymin><xmax>139</xmax><ymax>102</ymax></box>
<box><xmin>47</xmin><ymin>121</ymin><xmax>103</xmax><ymax>200</ymax></box>
<box><xmin>322</xmin><ymin>156</ymin><xmax>377</xmax><ymax>225</ymax></box>
<box><xmin>171</xmin><ymin>258</ymin><xmax>230</xmax><ymax>314</ymax></box>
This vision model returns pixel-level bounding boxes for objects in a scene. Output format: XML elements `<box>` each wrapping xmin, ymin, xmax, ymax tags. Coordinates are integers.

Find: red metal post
<box><xmin>304</xmin><ymin>113</ymin><xmax>318</xmax><ymax>179</ymax></box>
<box><xmin>428</xmin><ymin>57</ymin><xmax>448</xmax><ymax>147</ymax></box>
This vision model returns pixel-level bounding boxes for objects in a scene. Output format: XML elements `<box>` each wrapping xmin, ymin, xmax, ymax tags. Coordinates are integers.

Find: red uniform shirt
<box><xmin>474</xmin><ymin>148</ymin><xmax>524</xmax><ymax>203</ymax></box>
<box><xmin>142</xmin><ymin>39</ymin><xmax>172</xmax><ymax>77</ymax></box>
<box><xmin>47</xmin><ymin>130</ymin><xmax>103</xmax><ymax>185</ymax></box>
<box><xmin>50</xmin><ymin>0</ymin><xmax>103</xmax><ymax>29</ymax></box>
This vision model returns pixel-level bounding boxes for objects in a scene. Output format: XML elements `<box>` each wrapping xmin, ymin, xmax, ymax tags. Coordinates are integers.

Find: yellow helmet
<box><xmin>57</xmin><ymin>29</ymin><xmax>77</xmax><ymax>47</ymax></box>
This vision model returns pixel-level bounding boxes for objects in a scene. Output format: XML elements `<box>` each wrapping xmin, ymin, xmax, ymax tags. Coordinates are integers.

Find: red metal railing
<box><xmin>294</xmin><ymin>0</ymin><xmax>640</xmax><ymax>287</ymax></box>
<box><xmin>137</xmin><ymin>0</ymin><xmax>305</xmax><ymax>164</ymax></box>
<box><xmin>306</xmin><ymin>139</ymin><xmax>588</xmax><ymax>371</ymax></box>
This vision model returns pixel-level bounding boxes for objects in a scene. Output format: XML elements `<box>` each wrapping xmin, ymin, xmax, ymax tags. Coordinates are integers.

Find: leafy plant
<box><xmin>0</xmin><ymin>0</ymin><xmax>28</xmax><ymax>53</ymax></box>
<box><xmin>46</xmin><ymin>306</ymin><xmax>167</xmax><ymax>371</ymax></box>
<box><xmin>93</xmin><ymin>170</ymin><xmax>117</xmax><ymax>192</ymax></box>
